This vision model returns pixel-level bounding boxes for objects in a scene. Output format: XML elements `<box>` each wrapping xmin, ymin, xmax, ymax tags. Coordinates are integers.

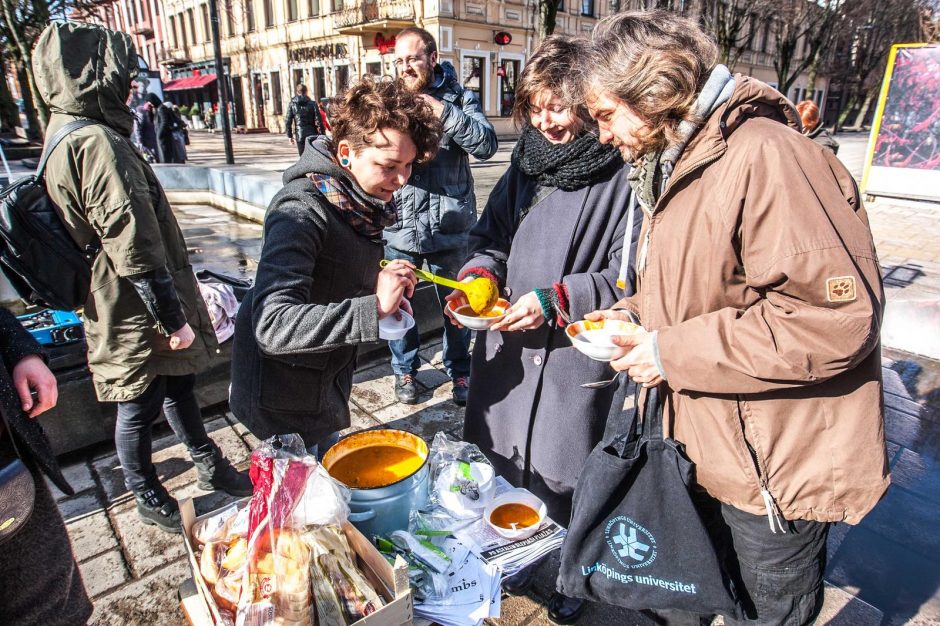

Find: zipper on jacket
<box><xmin>736</xmin><ymin>396</ymin><xmax>787</xmax><ymax>534</ymax></box>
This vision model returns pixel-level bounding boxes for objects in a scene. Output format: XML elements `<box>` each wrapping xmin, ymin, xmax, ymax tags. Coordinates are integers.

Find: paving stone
<box><xmin>108</xmin><ymin>499</ymin><xmax>187</xmax><ymax>578</ymax></box>
<box><xmin>79</xmin><ymin>550</ymin><xmax>130</xmax><ymax>598</ymax></box>
<box><xmin>827</xmin><ymin>525</ymin><xmax>940</xmax><ymax>625</ymax></box>
<box><xmin>416</xmin><ymin>361</ymin><xmax>451</xmax><ymax>391</ymax></box>
<box><xmin>372</xmin><ymin>395</ymin><xmax>464</xmax><ymax>441</ymax></box>
<box><xmin>352</xmin><ymin>362</ymin><xmax>399</xmax><ymax>412</ymax></box>
<box><xmin>46</xmin><ymin>460</ymin><xmax>96</xmax><ymax>500</ymax></box>
<box><xmin>889</xmin><ymin>448</ymin><xmax>940</xmax><ymax>505</ymax></box>
<box><xmin>88</xmin><ymin>558</ymin><xmax>190</xmax><ymax>626</ymax></box>
<box><xmin>859</xmin><ymin>487</ymin><xmax>940</xmax><ymax>558</ymax></box>
<box><xmin>67</xmin><ymin>510</ymin><xmax>119</xmax><ymax>563</ymax></box>
<box><xmin>418</xmin><ymin>340</ymin><xmax>445</xmax><ymax>366</ymax></box>
<box><xmin>58</xmin><ymin>491</ymin><xmax>105</xmax><ymax>522</ymax></box>
<box><xmin>816</xmin><ymin>583</ymin><xmax>883</xmax><ymax>625</ymax></box>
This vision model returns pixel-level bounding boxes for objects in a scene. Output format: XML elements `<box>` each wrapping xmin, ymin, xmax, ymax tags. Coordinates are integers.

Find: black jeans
<box><xmin>115</xmin><ymin>373</ymin><xmax>211</xmax><ymax>493</ymax></box>
<box><xmin>643</xmin><ymin>496</ymin><xmax>830</xmax><ymax>626</ymax></box>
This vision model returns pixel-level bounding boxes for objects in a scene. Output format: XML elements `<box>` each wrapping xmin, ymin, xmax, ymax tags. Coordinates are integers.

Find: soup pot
<box><xmin>321</xmin><ymin>429</ymin><xmax>430</xmax><ymax>538</ymax></box>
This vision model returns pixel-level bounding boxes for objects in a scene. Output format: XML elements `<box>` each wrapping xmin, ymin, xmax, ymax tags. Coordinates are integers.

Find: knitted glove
<box><xmin>533</xmin><ymin>283</ymin><xmax>571</xmax><ymax>327</ymax></box>
<box><xmin>458</xmin><ymin>266</ymin><xmax>500</xmax><ymax>286</ymax></box>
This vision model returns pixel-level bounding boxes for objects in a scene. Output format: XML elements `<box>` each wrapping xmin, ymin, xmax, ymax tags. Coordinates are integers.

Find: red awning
<box><xmin>164</xmin><ymin>74</ymin><xmax>217</xmax><ymax>91</ymax></box>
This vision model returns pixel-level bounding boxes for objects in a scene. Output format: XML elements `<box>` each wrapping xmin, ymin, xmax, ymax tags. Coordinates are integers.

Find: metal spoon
<box><xmin>581</xmin><ymin>371</ymin><xmax>621</xmax><ymax>389</ymax></box>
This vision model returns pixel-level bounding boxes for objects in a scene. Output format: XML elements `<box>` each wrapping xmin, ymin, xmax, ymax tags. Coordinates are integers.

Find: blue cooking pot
<box><xmin>322</xmin><ymin>429</ymin><xmax>430</xmax><ymax>539</ymax></box>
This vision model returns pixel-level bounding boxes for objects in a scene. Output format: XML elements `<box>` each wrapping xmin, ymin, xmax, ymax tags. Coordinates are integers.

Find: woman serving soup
<box><xmin>230</xmin><ymin>78</ymin><xmax>442</xmax><ymax>453</ymax></box>
<box><xmin>446</xmin><ymin>36</ymin><xmax>641</xmax><ymax>623</ymax></box>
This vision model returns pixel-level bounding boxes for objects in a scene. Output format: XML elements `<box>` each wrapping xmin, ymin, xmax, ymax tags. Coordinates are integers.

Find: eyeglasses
<box><xmin>393</xmin><ymin>55</ymin><xmax>427</xmax><ymax>69</ymax></box>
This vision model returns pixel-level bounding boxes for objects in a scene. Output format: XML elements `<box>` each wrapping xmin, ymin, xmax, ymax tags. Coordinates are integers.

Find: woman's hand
<box><xmin>376</xmin><ymin>259</ymin><xmax>417</xmax><ymax>319</ymax></box>
<box><xmin>12</xmin><ymin>354</ymin><xmax>58</xmax><ymax>418</ymax></box>
<box><xmin>490</xmin><ymin>291</ymin><xmax>545</xmax><ymax>332</ymax></box>
<box><xmin>444</xmin><ymin>288</ymin><xmax>470</xmax><ymax>327</ymax></box>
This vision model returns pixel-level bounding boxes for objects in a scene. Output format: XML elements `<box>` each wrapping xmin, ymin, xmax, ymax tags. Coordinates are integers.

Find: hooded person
<box><xmin>151</xmin><ymin>92</ymin><xmax>182</xmax><ymax>163</ymax></box>
<box><xmin>33</xmin><ymin>22</ymin><xmax>251</xmax><ymax>534</ymax></box>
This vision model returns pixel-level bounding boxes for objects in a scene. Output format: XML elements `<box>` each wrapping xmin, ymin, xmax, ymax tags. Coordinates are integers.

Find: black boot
<box><xmin>547</xmin><ymin>592</ymin><xmax>587</xmax><ymax>625</ymax></box>
<box><xmin>135</xmin><ymin>484</ymin><xmax>182</xmax><ymax>534</ymax></box>
<box><xmin>502</xmin><ymin>564</ymin><xmax>537</xmax><ymax>595</ymax></box>
<box><xmin>191</xmin><ymin>443</ymin><xmax>253</xmax><ymax>496</ymax></box>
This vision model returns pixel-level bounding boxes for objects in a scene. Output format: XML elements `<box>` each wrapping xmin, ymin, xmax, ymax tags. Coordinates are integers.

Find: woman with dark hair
<box><xmin>446</xmin><ymin>35</ymin><xmax>640</xmax><ymax>624</ymax></box>
<box><xmin>230</xmin><ymin>77</ymin><xmax>442</xmax><ymax>452</ymax></box>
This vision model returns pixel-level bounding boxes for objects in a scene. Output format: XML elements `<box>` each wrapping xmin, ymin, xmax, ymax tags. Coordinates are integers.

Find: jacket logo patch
<box><xmin>826</xmin><ymin>276</ymin><xmax>857</xmax><ymax>303</ymax></box>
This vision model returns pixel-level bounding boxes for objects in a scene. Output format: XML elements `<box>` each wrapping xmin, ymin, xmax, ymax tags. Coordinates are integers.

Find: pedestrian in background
<box><xmin>0</xmin><ymin>308</ymin><xmax>92</xmax><ymax>625</ymax></box>
<box><xmin>230</xmin><ymin>77</ymin><xmax>440</xmax><ymax>455</ymax></box>
<box><xmin>387</xmin><ymin>26</ymin><xmax>498</xmax><ymax>407</ymax></box>
<box><xmin>449</xmin><ymin>35</ymin><xmax>640</xmax><ymax>625</ymax></box>
<box><xmin>171</xmin><ymin>104</ymin><xmax>189</xmax><ymax>163</ymax></box>
<box><xmin>285</xmin><ymin>83</ymin><xmax>325</xmax><ymax>156</ymax></box>
<box><xmin>582</xmin><ymin>11</ymin><xmax>887</xmax><ymax>624</ymax></box>
<box><xmin>152</xmin><ymin>93</ymin><xmax>182</xmax><ymax>163</ymax></box>
<box><xmin>797</xmin><ymin>99</ymin><xmax>840</xmax><ymax>154</ymax></box>
<box><xmin>136</xmin><ymin>97</ymin><xmax>159</xmax><ymax>161</ymax></box>
<box><xmin>33</xmin><ymin>22</ymin><xmax>251</xmax><ymax>534</ymax></box>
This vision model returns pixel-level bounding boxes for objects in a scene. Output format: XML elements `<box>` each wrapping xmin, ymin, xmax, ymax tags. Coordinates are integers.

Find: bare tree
<box><xmin>830</xmin><ymin>0</ymin><xmax>925</xmax><ymax>129</ymax></box>
<box><xmin>769</xmin><ymin>0</ymin><xmax>841</xmax><ymax>96</ymax></box>
<box><xmin>698</xmin><ymin>0</ymin><xmax>773</xmax><ymax>68</ymax></box>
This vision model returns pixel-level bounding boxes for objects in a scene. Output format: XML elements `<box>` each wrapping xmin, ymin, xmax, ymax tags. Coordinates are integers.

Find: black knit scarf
<box><xmin>512</xmin><ymin>125</ymin><xmax>621</xmax><ymax>191</ymax></box>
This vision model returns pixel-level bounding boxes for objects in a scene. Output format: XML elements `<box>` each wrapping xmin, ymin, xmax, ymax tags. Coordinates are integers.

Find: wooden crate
<box><xmin>180</xmin><ymin>497</ymin><xmax>413</xmax><ymax>626</ymax></box>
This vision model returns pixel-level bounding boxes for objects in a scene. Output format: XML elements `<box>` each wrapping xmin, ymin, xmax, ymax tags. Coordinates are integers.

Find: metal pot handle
<box><xmin>348</xmin><ymin>508</ymin><xmax>376</xmax><ymax>523</ymax></box>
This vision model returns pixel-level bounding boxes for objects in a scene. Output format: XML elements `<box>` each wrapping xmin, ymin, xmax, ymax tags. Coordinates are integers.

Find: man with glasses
<box><xmin>387</xmin><ymin>27</ymin><xmax>498</xmax><ymax>407</ymax></box>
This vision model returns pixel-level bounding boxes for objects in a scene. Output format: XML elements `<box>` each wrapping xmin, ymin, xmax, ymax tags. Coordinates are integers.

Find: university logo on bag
<box><xmin>605</xmin><ymin>515</ymin><xmax>657</xmax><ymax>569</ymax></box>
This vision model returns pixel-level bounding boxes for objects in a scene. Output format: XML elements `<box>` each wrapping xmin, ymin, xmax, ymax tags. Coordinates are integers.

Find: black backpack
<box><xmin>0</xmin><ymin>120</ymin><xmax>102</xmax><ymax>311</ymax></box>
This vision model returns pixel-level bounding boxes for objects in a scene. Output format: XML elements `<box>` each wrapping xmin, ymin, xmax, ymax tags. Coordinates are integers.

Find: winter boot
<box><xmin>135</xmin><ymin>483</ymin><xmax>182</xmax><ymax>534</ymax></box>
<box><xmin>191</xmin><ymin>443</ymin><xmax>253</xmax><ymax>496</ymax></box>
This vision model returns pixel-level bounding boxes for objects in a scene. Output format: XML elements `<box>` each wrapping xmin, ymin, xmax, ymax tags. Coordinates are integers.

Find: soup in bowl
<box><xmin>566</xmin><ymin>318</ymin><xmax>642</xmax><ymax>361</ymax></box>
<box><xmin>447</xmin><ymin>298</ymin><xmax>510</xmax><ymax>330</ymax></box>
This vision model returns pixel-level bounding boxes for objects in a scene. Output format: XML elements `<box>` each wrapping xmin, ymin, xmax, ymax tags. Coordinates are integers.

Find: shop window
<box><xmin>499</xmin><ymin>59</ymin><xmax>519</xmax><ymax>117</ymax></box>
<box><xmin>271</xmin><ymin>71</ymin><xmax>283</xmax><ymax>115</ymax></box>
<box><xmin>308</xmin><ymin>0</ymin><xmax>319</xmax><ymax>16</ymax></box>
<box><xmin>366</xmin><ymin>62</ymin><xmax>382</xmax><ymax>76</ymax></box>
<box><xmin>287</xmin><ymin>0</ymin><xmax>298</xmax><ymax>21</ymax></box>
<box><xmin>580</xmin><ymin>0</ymin><xmax>594</xmax><ymax>16</ymax></box>
<box><xmin>462</xmin><ymin>56</ymin><xmax>485</xmax><ymax>107</ymax></box>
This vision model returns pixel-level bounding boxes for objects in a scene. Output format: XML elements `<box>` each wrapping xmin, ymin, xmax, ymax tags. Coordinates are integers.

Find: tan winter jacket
<box><xmin>33</xmin><ymin>23</ymin><xmax>217</xmax><ymax>401</ymax></box>
<box><xmin>623</xmin><ymin>77</ymin><xmax>889</xmax><ymax>525</ymax></box>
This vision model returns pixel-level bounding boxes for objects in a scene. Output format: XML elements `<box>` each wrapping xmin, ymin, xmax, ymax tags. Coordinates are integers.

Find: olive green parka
<box><xmin>33</xmin><ymin>23</ymin><xmax>217</xmax><ymax>401</ymax></box>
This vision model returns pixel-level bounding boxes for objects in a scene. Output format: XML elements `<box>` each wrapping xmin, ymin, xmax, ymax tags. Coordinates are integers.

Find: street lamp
<box><xmin>208</xmin><ymin>0</ymin><xmax>235</xmax><ymax>165</ymax></box>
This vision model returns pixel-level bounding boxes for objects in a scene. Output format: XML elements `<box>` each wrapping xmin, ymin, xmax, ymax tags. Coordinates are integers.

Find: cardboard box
<box><xmin>180</xmin><ymin>497</ymin><xmax>413</xmax><ymax>626</ymax></box>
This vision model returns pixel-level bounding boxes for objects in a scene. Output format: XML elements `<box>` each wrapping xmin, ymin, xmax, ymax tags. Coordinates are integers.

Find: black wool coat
<box><xmin>461</xmin><ymin>162</ymin><xmax>640</xmax><ymax>524</ymax></box>
<box><xmin>0</xmin><ymin>308</ymin><xmax>71</xmax><ymax>495</ymax></box>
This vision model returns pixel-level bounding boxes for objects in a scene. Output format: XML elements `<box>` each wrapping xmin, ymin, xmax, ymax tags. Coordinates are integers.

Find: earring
<box><xmin>340</xmin><ymin>157</ymin><xmax>350</xmax><ymax>167</ymax></box>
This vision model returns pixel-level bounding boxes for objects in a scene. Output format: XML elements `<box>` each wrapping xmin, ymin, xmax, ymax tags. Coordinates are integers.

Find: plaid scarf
<box><xmin>308</xmin><ymin>172</ymin><xmax>397</xmax><ymax>238</ymax></box>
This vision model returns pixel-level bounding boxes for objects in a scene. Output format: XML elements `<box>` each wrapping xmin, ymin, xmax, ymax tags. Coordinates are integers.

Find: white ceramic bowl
<box><xmin>446</xmin><ymin>298</ymin><xmax>510</xmax><ymax>331</ymax></box>
<box><xmin>378</xmin><ymin>309</ymin><xmax>415</xmax><ymax>340</ymax></box>
<box><xmin>484</xmin><ymin>489</ymin><xmax>547</xmax><ymax>541</ymax></box>
<box><xmin>565</xmin><ymin>319</ymin><xmax>642</xmax><ymax>361</ymax></box>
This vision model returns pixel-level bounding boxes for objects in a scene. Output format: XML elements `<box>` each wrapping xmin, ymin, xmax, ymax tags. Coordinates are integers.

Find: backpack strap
<box><xmin>36</xmin><ymin>119</ymin><xmax>100</xmax><ymax>179</ymax></box>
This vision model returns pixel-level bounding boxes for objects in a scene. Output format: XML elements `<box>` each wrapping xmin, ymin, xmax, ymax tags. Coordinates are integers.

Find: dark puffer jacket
<box><xmin>385</xmin><ymin>62</ymin><xmax>498</xmax><ymax>254</ymax></box>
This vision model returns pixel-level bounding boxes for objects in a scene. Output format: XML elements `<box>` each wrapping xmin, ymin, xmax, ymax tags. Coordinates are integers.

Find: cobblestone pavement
<box><xmin>53</xmin><ymin>130</ymin><xmax>940</xmax><ymax>625</ymax></box>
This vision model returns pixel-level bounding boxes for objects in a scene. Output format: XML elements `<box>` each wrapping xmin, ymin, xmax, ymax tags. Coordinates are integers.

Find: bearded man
<box><xmin>385</xmin><ymin>27</ymin><xmax>498</xmax><ymax>407</ymax></box>
<box><xmin>580</xmin><ymin>10</ymin><xmax>888</xmax><ymax>626</ymax></box>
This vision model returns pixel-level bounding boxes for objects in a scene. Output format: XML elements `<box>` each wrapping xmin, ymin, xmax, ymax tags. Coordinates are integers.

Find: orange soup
<box><xmin>489</xmin><ymin>503</ymin><xmax>540</xmax><ymax>529</ymax></box>
<box><xmin>328</xmin><ymin>445</ymin><xmax>425</xmax><ymax>489</ymax></box>
<box><xmin>457</xmin><ymin>305</ymin><xmax>505</xmax><ymax>318</ymax></box>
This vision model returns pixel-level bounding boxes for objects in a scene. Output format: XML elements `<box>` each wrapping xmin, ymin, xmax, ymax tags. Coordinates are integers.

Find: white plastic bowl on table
<box><xmin>446</xmin><ymin>298</ymin><xmax>510</xmax><ymax>331</ymax></box>
<box><xmin>565</xmin><ymin>319</ymin><xmax>642</xmax><ymax>361</ymax></box>
<box><xmin>484</xmin><ymin>488</ymin><xmax>548</xmax><ymax>541</ymax></box>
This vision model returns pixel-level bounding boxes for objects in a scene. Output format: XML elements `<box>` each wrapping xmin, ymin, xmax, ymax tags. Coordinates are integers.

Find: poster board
<box><xmin>862</xmin><ymin>44</ymin><xmax>940</xmax><ymax>202</ymax></box>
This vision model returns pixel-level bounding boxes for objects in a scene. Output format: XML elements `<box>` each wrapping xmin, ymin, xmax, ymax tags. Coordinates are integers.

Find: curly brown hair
<box><xmin>585</xmin><ymin>10</ymin><xmax>719</xmax><ymax>158</ymax></box>
<box><xmin>329</xmin><ymin>76</ymin><xmax>442</xmax><ymax>165</ymax></box>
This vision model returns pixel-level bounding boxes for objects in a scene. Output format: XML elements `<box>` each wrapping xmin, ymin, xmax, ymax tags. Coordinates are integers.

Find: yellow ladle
<box><xmin>379</xmin><ymin>260</ymin><xmax>498</xmax><ymax>315</ymax></box>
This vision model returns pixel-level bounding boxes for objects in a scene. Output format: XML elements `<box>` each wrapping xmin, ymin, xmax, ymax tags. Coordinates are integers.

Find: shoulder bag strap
<box><xmin>36</xmin><ymin>119</ymin><xmax>100</xmax><ymax>179</ymax></box>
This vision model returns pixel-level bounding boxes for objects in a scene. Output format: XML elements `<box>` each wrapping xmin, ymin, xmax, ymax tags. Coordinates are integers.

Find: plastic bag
<box><xmin>235</xmin><ymin>434</ymin><xmax>350</xmax><ymax>626</ymax></box>
<box><xmin>306</xmin><ymin>525</ymin><xmax>385</xmax><ymax>625</ymax></box>
<box><xmin>427</xmin><ymin>432</ymin><xmax>495</xmax><ymax>519</ymax></box>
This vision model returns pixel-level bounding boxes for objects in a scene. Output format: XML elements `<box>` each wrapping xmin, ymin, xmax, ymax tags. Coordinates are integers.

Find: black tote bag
<box><xmin>558</xmin><ymin>385</ymin><xmax>742</xmax><ymax>618</ymax></box>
